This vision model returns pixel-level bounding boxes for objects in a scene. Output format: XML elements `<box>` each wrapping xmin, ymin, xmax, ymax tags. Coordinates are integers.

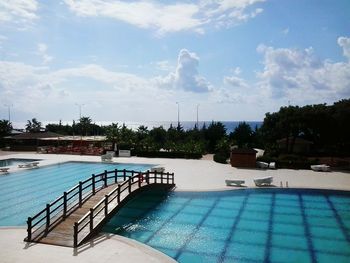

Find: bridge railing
<box><xmin>25</xmin><ymin>169</ymin><xmax>173</xmax><ymax>243</ymax></box>
<box><xmin>73</xmin><ymin>171</ymin><xmax>174</xmax><ymax>247</ymax></box>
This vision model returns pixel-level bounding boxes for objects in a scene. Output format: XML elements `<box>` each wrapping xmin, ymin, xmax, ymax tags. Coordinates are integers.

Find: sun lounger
<box><xmin>225</xmin><ymin>179</ymin><xmax>245</xmax><ymax>187</ymax></box>
<box><xmin>101</xmin><ymin>153</ymin><xmax>113</xmax><ymax>162</ymax></box>
<box><xmin>18</xmin><ymin>162</ymin><xmax>39</xmax><ymax>168</ymax></box>
<box><xmin>0</xmin><ymin>167</ymin><xmax>10</xmax><ymax>174</ymax></box>
<box><xmin>150</xmin><ymin>167</ymin><xmax>165</xmax><ymax>173</ymax></box>
<box><xmin>18</xmin><ymin>162</ymin><xmax>39</xmax><ymax>169</ymax></box>
<box><xmin>254</xmin><ymin>176</ymin><xmax>273</xmax><ymax>186</ymax></box>
<box><xmin>269</xmin><ymin>162</ymin><xmax>276</xmax><ymax>169</ymax></box>
<box><xmin>257</xmin><ymin>161</ymin><xmax>269</xmax><ymax>169</ymax></box>
<box><xmin>311</xmin><ymin>164</ymin><xmax>331</xmax><ymax>172</ymax></box>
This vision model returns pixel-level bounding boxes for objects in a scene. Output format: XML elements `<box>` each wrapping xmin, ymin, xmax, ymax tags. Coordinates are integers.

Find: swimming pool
<box><xmin>0</xmin><ymin>158</ymin><xmax>41</xmax><ymax>167</ymax></box>
<box><xmin>0</xmin><ymin>161</ymin><xmax>153</xmax><ymax>226</ymax></box>
<box><xmin>104</xmin><ymin>189</ymin><xmax>350</xmax><ymax>263</ymax></box>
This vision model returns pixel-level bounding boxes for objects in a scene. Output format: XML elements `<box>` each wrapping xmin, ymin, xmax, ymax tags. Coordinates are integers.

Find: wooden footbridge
<box><xmin>24</xmin><ymin>169</ymin><xmax>175</xmax><ymax>247</ymax></box>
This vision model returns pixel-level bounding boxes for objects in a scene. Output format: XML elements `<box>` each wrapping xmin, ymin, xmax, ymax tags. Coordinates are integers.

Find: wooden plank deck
<box><xmin>35</xmin><ymin>182</ymin><xmax>144</xmax><ymax>247</ymax></box>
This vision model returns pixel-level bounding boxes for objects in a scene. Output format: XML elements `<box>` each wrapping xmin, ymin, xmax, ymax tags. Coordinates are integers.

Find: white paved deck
<box><xmin>1</xmin><ymin>151</ymin><xmax>350</xmax><ymax>262</ymax></box>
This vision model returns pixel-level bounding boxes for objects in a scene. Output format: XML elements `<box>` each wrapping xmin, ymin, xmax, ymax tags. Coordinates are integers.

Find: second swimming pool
<box><xmin>0</xmin><ymin>158</ymin><xmax>41</xmax><ymax>167</ymax></box>
<box><xmin>0</xmin><ymin>161</ymin><xmax>153</xmax><ymax>226</ymax></box>
<box><xmin>104</xmin><ymin>188</ymin><xmax>350</xmax><ymax>263</ymax></box>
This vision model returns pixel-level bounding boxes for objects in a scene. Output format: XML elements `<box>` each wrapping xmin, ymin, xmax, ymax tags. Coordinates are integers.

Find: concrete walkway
<box><xmin>0</xmin><ymin>228</ymin><xmax>175</xmax><ymax>263</ymax></box>
<box><xmin>1</xmin><ymin>151</ymin><xmax>350</xmax><ymax>262</ymax></box>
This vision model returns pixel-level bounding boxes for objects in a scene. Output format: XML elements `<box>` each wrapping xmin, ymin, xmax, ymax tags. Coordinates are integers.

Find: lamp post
<box><xmin>4</xmin><ymin>104</ymin><xmax>13</xmax><ymax>123</ymax></box>
<box><xmin>75</xmin><ymin>103</ymin><xmax>85</xmax><ymax>120</ymax></box>
<box><xmin>176</xmin><ymin>102</ymin><xmax>180</xmax><ymax>127</ymax></box>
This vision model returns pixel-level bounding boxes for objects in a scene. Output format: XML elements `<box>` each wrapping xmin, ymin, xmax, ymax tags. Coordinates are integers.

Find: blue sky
<box><xmin>0</xmin><ymin>0</ymin><xmax>349</xmax><ymax>126</ymax></box>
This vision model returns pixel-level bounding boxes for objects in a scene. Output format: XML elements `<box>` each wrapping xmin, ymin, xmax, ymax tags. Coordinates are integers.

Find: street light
<box><xmin>4</xmin><ymin>104</ymin><xmax>13</xmax><ymax>123</ymax></box>
<box><xmin>75</xmin><ymin>103</ymin><xmax>85</xmax><ymax>120</ymax></box>
<box><xmin>176</xmin><ymin>102</ymin><xmax>180</xmax><ymax>126</ymax></box>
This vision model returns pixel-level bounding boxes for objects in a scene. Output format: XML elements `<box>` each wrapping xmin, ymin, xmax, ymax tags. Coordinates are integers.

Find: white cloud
<box><xmin>37</xmin><ymin>43</ymin><xmax>53</xmax><ymax>64</ymax></box>
<box><xmin>282</xmin><ymin>28</ymin><xmax>289</xmax><ymax>35</ymax></box>
<box><xmin>63</xmin><ymin>0</ymin><xmax>265</xmax><ymax>34</ymax></box>
<box><xmin>154</xmin><ymin>60</ymin><xmax>173</xmax><ymax>71</ymax></box>
<box><xmin>224</xmin><ymin>76</ymin><xmax>248</xmax><ymax>89</ymax></box>
<box><xmin>0</xmin><ymin>35</ymin><xmax>7</xmax><ymax>42</ymax></box>
<box><xmin>155</xmin><ymin>49</ymin><xmax>212</xmax><ymax>93</ymax></box>
<box><xmin>230</xmin><ymin>67</ymin><xmax>242</xmax><ymax>75</ymax></box>
<box><xmin>0</xmin><ymin>61</ymin><xmax>167</xmax><ymax>120</ymax></box>
<box><xmin>0</xmin><ymin>0</ymin><xmax>38</xmax><ymax>26</ymax></box>
<box><xmin>0</xmin><ymin>35</ymin><xmax>7</xmax><ymax>49</ymax></box>
<box><xmin>255</xmin><ymin>39</ymin><xmax>350</xmax><ymax>101</ymax></box>
<box><xmin>338</xmin><ymin>36</ymin><xmax>350</xmax><ymax>60</ymax></box>
<box><xmin>0</xmin><ymin>48</ymin><xmax>215</xmax><ymax>121</ymax></box>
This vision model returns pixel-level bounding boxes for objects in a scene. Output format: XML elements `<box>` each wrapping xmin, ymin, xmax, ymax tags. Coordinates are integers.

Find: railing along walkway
<box><xmin>24</xmin><ymin>169</ymin><xmax>175</xmax><ymax>247</ymax></box>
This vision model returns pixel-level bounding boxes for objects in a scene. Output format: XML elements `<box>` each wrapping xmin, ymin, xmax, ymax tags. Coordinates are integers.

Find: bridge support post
<box><xmin>104</xmin><ymin>195</ymin><xmax>108</xmax><ymax>216</ymax></box>
<box><xmin>161</xmin><ymin>172</ymin><xmax>163</xmax><ymax>184</ymax></box>
<box><xmin>167</xmin><ymin>172</ymin><xmax>169</xmax><ymax>184</ymax></box>
<box><xmin>138</xmin><ymin>173</ymin><xmax>141</xmax><ymax>188</ymax></box>
<box><xmin>79</xmin><ymin>182</ymin><xmax>82</xmax><ymax>207</ymax></box>
<box><xmin>155</xmin><ymin>171</ymin><xmax>157</xmax><ymax>184</ymax></box>
<box><xmin>63</xmin><ymin>192</ymin><xmax>67</xmax><ymax>218</ymax></box>
<box><xmin>104</xmin><ymin>170</ymin><xmax>108</xmax><ymax>187</ymax></box>
<box><xmin>114</xmin><ymin>169</ymin><xmax>118</xmax><ymax>183</ymax></box>
<box><xmin>172</xmin><ymin>173</ymin><xmax>175</xmax><ymax>184</ymax></box>
<box><xmin>146</xmin><ymin>171</ymin><xmax>149</xmax><ymax>184</ymax></box>
<box><xmin>89</xmin><ymin>208</ymin><xmax>94</xmax><ymax>231</ymax></box>
<box><xmin>117</xmin><ymin>185</ymin><xmax>120</xmax><ymax>203</ymax></box>
<box><xmin>27</xmin><ymin>217</ymin><xmax>32</xmax><ymax>242</ymax></box>
<box><xmin>128</xmin><ymin>179</ymin><xmax>131</xmax><ymax>193</ymax></box>
<box><xmin>46</xmin><ymin>204</ymin><xmax>50</xmax><ymax>233</ymax></box>
<box><xmin>123</xmin><ymin>169</ymin><xmax>126</xmax><ymax>181</ymax></box>
<box><xmin>131</xmin><ymin>170</ymin><xmax>134</xmax><ymax>182</ymax></box>
<box><xmin>73</xmin><ymin>223</ymin><xmax>78</xmax><ymax>248</ymax></box>
<box><xmin>92</xmin><ymin>174</ymin><xmax>96</xmax><ymax>195</ymax></box>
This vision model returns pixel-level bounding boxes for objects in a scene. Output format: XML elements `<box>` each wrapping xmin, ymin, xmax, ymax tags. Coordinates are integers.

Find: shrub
<box><xmin>213</xmin><ymin>152</ymin><xmax>229</xmax><ymax>164</ymax></box>
<box><xmin>276</xmin><ymin>154</ymin><xmax>317</xmax><ymax>169</ymax></box>
<box><xmin>135</xmin><ymin>151</ymin><xmax>202</xmax><ymax>159</ymax></box>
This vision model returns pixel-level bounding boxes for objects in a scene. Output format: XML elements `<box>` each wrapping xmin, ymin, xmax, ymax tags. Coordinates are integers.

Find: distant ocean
<box><xmin>113</xmin><ymin>121</ymin><xmax>263</xmax><ymax>134</ymax></box>
<box><xmin>12</xmin><ymin>120</ymin><xmax>262</xmax><ymax>134</ymax></box>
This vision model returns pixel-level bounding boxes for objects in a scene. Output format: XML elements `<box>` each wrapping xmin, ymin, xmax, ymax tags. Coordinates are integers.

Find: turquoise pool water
<box><xmin>0</xmin><ymin>161</ymin><xmax>153</xmax><ymax>226</ymax></box>
<box><xmin>0</xmin><ymin>158</ymin><xmax>41</xmax><ymax>167</ymax></box>
<box><xmin>104</xmin><ymin>189</ymin><xmax>350</xmax><ymax>263</ymax></box>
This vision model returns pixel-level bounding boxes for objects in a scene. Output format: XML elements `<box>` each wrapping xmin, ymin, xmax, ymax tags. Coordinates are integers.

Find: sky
<box><xmin>0</xmin><ymin>0</ymin><xmax>349</xmax><ymax>126</ymax></box>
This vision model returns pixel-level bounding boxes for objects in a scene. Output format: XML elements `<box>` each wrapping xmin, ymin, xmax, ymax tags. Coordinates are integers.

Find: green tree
<box><xmin>149</xmin><ymin>126</ymin><xmax>167</xmax><ymax>150</ymax></box>
<box><xmin>135</xmin><ymin>125</ymin><xmax>150</xmax><ymax>151</ymax></box>
<box><xmin>0</xmin><ymin>120</ymin><xmax>12</xmax><ymax>136</ymax></box>
<box><xmin>229</xmin><ymin>122</ymin><xmax>253</xmax><ymax>148</ymax></box>
<box><xmin>26</xmin><ymin>118</ymin><xmax>42</xmax><ymax>132</ymax></box>
<box><xmin>204</xmin><ymin>121</ymin><xmax>227</xmax><ymax>153</ymax></box>
<box><xmin>0</xmin><ymin>120</ymin><xmax>12</xmax><ymax>147</ymax></box>
<box><xmin>46</xmin><ymin>120</ymin><xmax>73</xmax><ymax>135</ymax></box>
<box><xmin>105</xmin><ymin>123</ymin><xmax>120</xmax><ymax>150</ymax></box>
<box><xmin>119</xmin><ymin>124</ymin><xmax>135</xmax><ymax>149</ymax></box>
<box><xmin>77</xmin><ymin>116</ymin><xmax>92</xmax><ymax>136</ymax></box>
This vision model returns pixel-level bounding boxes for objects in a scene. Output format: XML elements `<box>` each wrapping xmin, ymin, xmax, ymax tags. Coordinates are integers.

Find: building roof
<box><xmin>8</xmin><ymin>131</ymin><xmax>62</xmax><ymax>140</ymax></box>
<box><xmin>38</xmin><ymin>135</ymin><xmax>107</xmax><ymax>142</ymax></box>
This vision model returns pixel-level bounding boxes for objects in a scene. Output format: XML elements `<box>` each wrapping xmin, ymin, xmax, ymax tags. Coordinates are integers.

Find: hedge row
<box><xmin>134</xmin><ymin>151</ymin><xmax>202</xmax><ymax>159</ymax></box>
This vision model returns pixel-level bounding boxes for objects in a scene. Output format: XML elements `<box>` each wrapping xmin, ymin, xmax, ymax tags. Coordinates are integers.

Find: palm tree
<box><xmin>26</xmin><ymin>118</ymin><xmax>42</xmax><ymax>132</ymax></box>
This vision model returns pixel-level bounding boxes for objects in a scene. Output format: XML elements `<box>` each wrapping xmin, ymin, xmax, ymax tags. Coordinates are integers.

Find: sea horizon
<box><xmin>11</xmin><ymin>120</ymin><xmax>263</xmax><ymax>134</ymax></box>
